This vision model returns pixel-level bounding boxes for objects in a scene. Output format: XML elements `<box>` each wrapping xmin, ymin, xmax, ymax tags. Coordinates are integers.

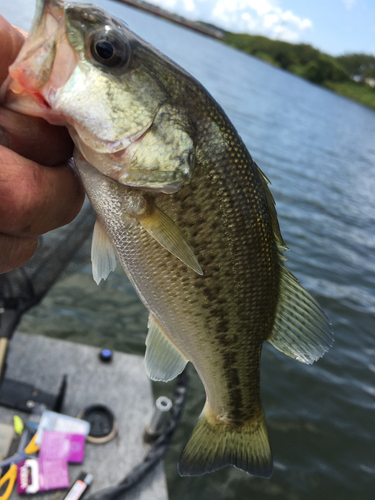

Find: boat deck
<box><xmin>0</xmin><ymin>332</ymin><xmax>168</xmax><ymax>500</ymax></box>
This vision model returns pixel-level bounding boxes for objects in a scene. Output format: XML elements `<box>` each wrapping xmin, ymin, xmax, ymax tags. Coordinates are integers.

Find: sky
<box><xmin>147</xmin><ymin>0</ymin><xmax>375</xmax><ymax>56</ymax></box>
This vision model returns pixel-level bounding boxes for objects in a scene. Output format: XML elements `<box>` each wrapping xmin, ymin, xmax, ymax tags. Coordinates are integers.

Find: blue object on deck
<box><xmin>99</xmin><ymin>350</ymin><xmax>113</xmax><ymax>363</ymax></box>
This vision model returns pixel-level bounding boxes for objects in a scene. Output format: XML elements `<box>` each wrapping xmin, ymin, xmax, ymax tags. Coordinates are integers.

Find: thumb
<box><xmin>0</xmin><ymin>16</ymin><xmax>26</xmax><ymax>86</ymax></box>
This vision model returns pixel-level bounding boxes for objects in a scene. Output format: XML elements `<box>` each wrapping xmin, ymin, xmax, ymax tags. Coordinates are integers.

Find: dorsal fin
<box><xmin>91</xmin><ymin>218</ymin><xmax>118</xmax><ymax>285</ymax></box>
<box><xmin>257</xmin><ymin>164</ymin><xmax>286</xmax><ymax>252</ymax></box>
<box><xmin>267</xmin><ymin>267</ymin><xmax>333</xmax><ymax>364</ymax></box>
<box><xmin>145</xmin><ymin>314</ymin><xmax>188</xmax><ymax>382</ymax></box>
<box><xmin>259</xmin><ymin>164</ymin><xmax>333</xmax><ymax>363</ymax></box>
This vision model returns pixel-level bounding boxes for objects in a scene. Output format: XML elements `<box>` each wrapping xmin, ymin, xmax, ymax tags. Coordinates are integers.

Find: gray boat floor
<box><xmin>0</xmin><ymin>332</ymin><xmax>168</xmax><ymax>500</ymax></box>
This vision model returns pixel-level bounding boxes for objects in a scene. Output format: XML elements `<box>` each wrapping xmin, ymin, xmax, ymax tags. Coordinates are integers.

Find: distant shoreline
<box><xmin>114</xmin><ymin>0</ymin><xmax>375</xmax><ymax>112</ymax></box>
<box><xmin>115</xmin><ymin>0</ymin><xmax>225</xmax><ymax>39</ymax></box>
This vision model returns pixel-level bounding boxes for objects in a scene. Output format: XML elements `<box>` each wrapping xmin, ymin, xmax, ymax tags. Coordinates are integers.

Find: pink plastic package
<box><xmin>17</xmin><ymin>432</ymin><xmax>86</xmax><ymax>494</ymax></box>
<box><xmin>39</xmin><ymin>431</ymin><xmax>86</xmax><ymax>463</ymax></box>
<box><xmin>17</xmin><ymin>458</ymin><xmax>70</xmax><ymax>494</ymax></box>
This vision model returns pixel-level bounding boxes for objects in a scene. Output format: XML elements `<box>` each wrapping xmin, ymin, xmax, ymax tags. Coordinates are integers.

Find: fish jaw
<box><xmin>4</xmin><ymin>0</ymin><xmax>195</xmax><ymax>193</ymax></box>
<box><xmin>3</xmin><ymin>0</ymin><xmax>77</xmax><ymax>126</ymax></box>
<box><xmin>4</xmin><ymin>0</ymin><xmax>155</xmax><ymax>142</ymax></box>
<box><xmin>9</xmin><ymin>0</ymin><xmax>64</xmax><ymax>92</ymax></box>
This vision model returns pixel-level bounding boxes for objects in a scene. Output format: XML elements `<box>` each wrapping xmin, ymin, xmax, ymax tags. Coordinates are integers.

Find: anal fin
<box><xmin>268</xmin><ymin>267</ymin><xmax>333</xmax><ymax>364</ymax></box>
<box><xmin>91</xmin><ymin>218</ymin><xmax>118</xmax><ymax>285</ymax></box>
<box><xmin>145</xmin><ymin>314</ymin><xmax>188</xmax><ymax>382</ymax></box>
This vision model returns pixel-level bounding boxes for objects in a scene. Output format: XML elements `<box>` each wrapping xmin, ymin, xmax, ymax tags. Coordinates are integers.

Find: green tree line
<box><xmin>223</xmin><ymin>32</ymin><xmax>375</xmax><ymax>111</ymax></box>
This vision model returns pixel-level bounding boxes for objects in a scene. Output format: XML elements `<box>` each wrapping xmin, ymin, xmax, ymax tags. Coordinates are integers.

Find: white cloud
<box><xmin>183</xmin><ymin>0</ymin><xmax>196</xmax><ymax>12</ymax></box>
<box><xmin>211</xmin><ymin>0</ymin><xmax>312</xmax><ymax>41</ymax></box>
<box><xmin>149</xmin><ymin>0</ymin><xmax>312</xmax><ymax>43</ymax></box>
<box><xmin>153</xmin><ymin>0</ymin><xmax>178</xmax><ymax>10</ymax></box>
<box><xmin>343</xmin><ymin>0</ymin><xmax>356</xmax><ymax>9</ymax></box>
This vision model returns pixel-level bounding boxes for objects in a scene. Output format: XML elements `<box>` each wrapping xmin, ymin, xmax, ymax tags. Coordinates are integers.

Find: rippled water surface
<box><xmin>3</xmin><ymin>1</ymin><xmax>375</xmax><ymax>499</ymax></box>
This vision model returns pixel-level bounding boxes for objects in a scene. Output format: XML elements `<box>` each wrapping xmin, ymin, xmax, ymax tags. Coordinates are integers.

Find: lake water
<box><xmin>2</xmin><ymin>1</ymin><xmax>375</xmax><ymax>499</ymax></box>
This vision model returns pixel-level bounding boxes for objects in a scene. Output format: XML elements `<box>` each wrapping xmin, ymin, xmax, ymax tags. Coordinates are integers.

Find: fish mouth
<box><xmin>1</xmin><ymin>75</ymin><xmax>68</xmax><ymax>126</ymax></box>
<box><xmin>2</xmin><ymin>0</ymin><xmax>153</xmax><ymax>152</ymax></box>
<box><xmin>2</xmin><ymin>0</ymin><xmax>75</xmax><ymax>125</ymax></box>
<box><xmin>2</xmin><ymin>0</ymin><xmax>158</xmax><ymax>173</ymax></box>
<box><xmin>3</xmin><ymin>70</ymin><xmax>153</xmax><ymax>153</ymax></box>
<box><xmin>9</xmin><ymin>0</ymin><xmax>67</xmax><ymax>92</ymax></box>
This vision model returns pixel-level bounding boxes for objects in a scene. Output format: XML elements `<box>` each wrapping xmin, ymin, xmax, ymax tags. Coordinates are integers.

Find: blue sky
<box><xmin>148</xmin><ymin>0</ymin><xmax>375</xmax><ymax>56</ymax></box>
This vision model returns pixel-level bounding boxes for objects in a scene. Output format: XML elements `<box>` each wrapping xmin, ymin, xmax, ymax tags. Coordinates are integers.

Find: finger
<box><xmin>0</xmin><ymin>16</ymin><xmax>25</xmax><ymax>86</ymax></box>
<box><xmin>0</xmin><ymin>107</ymin><xmax>73</xmax><ymax>166</ymax></box>
<box><xmin>0</xmin><ymin>146</ymin><xmax>85</xmax><ymax>237</ymax></box>
<box><xmin>0</xmin><ymin>17</ymin><xmax>74</xmax><ymax>166</ymax></box>
<box><xmin>14</xmin><ymin>27</ymin><xmax>28</xmax><ymax>38</ymax></box>
<box><xmin>0</xmin><ymin>233</ymin><xmax>38</xmax><ymax>274</ymax></box>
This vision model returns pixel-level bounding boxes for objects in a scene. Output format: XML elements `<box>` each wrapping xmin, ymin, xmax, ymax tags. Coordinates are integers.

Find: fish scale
<box><xmin>5</xmin><ymin>0</ymin><xmax>333</xmax><ymax>478</ymax></box>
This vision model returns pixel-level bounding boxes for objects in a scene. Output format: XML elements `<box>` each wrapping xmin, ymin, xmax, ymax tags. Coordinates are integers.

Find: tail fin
<box><xmin>178</xmin><ymin>402</ymin><xmax>272</xmax><ymax>477</ymax></box>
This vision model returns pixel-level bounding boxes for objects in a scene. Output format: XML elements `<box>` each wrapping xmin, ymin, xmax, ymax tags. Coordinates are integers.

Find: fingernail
<box><xmin>0</xmin><ymin>127</ymin><xmax>10</xmax><ymax>148</ymax></box>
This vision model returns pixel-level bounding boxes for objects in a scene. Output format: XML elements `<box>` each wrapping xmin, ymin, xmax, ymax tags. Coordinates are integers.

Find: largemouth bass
<box><xmin>3</xmin><ymin>0</ymin><xmax>333</xmax><ymax>477</ymax></box>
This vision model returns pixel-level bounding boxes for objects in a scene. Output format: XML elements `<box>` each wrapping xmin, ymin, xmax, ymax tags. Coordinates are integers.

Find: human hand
<box><xmin>0</xmin><ymin>15</ymin><xmax>85</xmax><ymax>274</ymax></box>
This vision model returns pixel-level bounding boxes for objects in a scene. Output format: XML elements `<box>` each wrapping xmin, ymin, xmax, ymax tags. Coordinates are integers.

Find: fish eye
<box><xmin>95</xmin><ymin>41</ymin><xmax>114</xmax><ymax>60</ymax></box>
<box><xmin>89</xmin><ymin>28</ymin><xmax>130</xmax><ymax>72</ymax></box>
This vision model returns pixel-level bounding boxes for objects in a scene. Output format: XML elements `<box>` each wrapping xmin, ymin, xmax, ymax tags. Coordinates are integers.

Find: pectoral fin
<box><xmin>91</xmin><ymin>218</ymin><xmax>118</xmax><ymax>285</ymax></box>
<box><xmin>136</xmin><ymin>204</ymin><xmax>203</xmax><ymax>275</ymax></box>
<box><xmin>145</xmin><ymin>314</ymin><xmax>188</xmax><ymax>382</ymax></box>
